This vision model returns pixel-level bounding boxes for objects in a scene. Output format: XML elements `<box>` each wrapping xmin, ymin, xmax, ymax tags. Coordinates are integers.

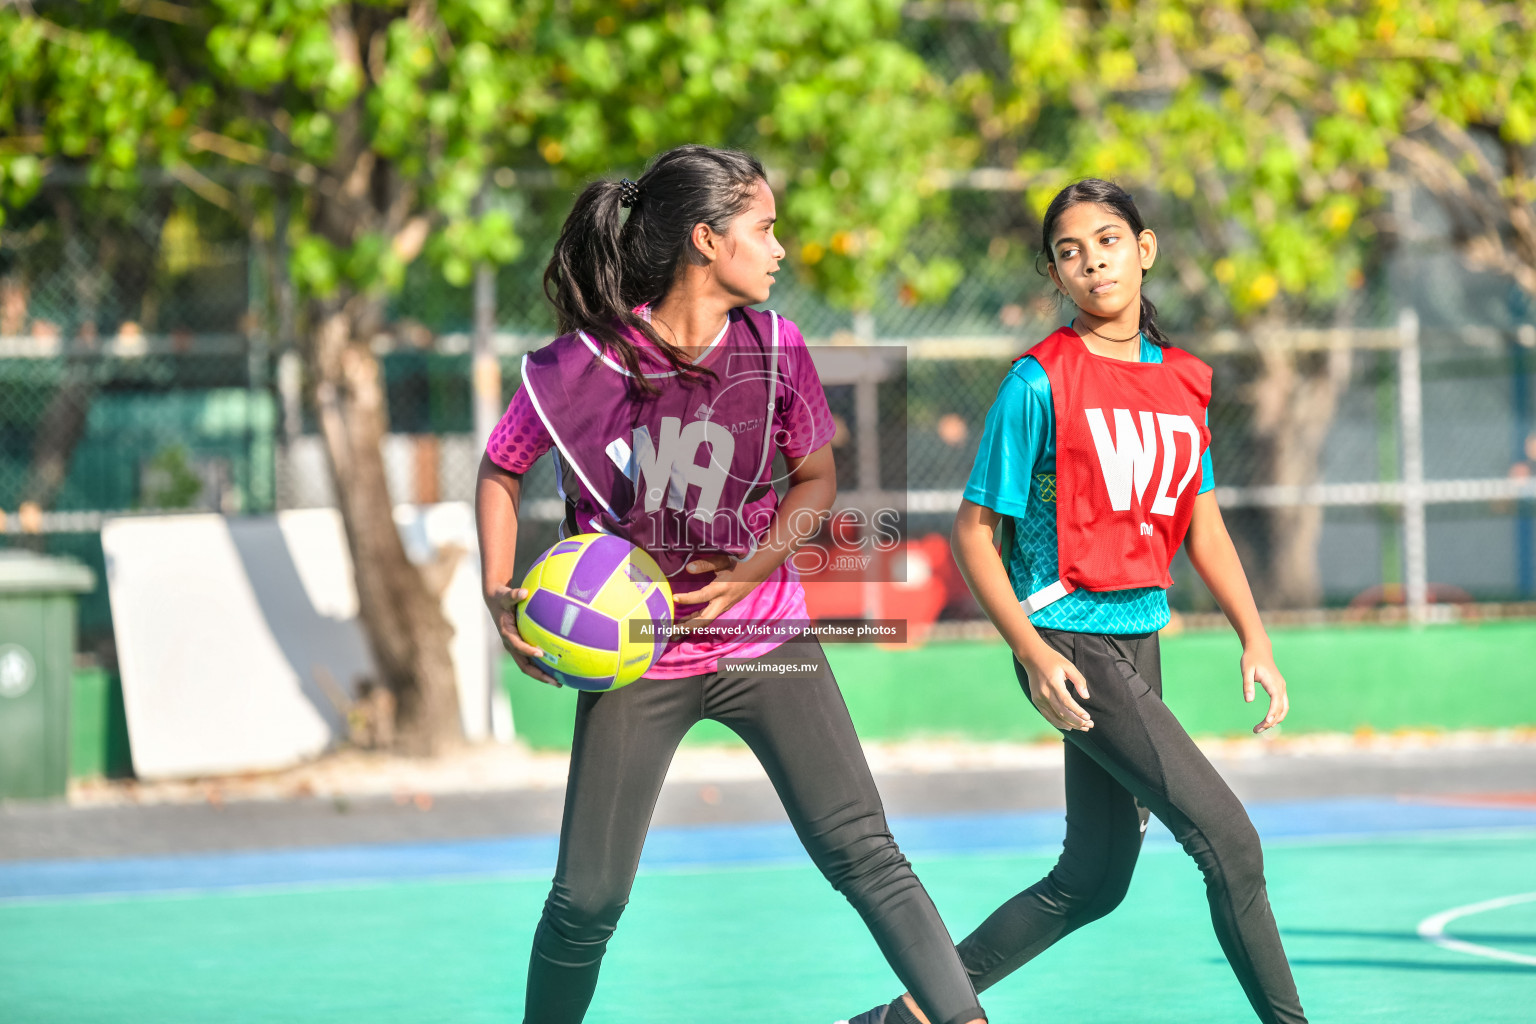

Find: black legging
<box><xmin>955</xmin><ymin>629</ymin><xmax>1307</xmax><ymax>1024</ymax></box>
<box><xmin>523</xmin><ymin>637</ymin><xmax>986</xmax><ymax>1024</ymax></box>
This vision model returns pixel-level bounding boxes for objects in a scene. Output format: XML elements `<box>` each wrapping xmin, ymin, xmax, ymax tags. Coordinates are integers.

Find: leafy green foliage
<box><xmin>1</xmin><ymin>1</ymin><xmax>965</xmax><ymax>311</ymax></box>
<box><xmin>140</xmin><ymin>444</ymin><xmax>204</xmax><ymax>510</ymax></box>
<box><xmin>0</xmin><ymin>14</ymin><xmax>186</xmax><ymax>219</ymax></box>
<box><xmin>5</xmin><ymin>2</ymin><xmax>1531</xmax><ymax>321</ymax></box>
<box><xmin>960</xmin><ymin>0</ymin><xmax>1536</xmax><ymax>320</ymax></box>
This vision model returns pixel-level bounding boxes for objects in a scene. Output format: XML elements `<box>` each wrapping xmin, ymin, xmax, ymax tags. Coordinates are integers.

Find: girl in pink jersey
<box><xmin>476</xmin><ymin>145</ymin><xmax>987</xmax><ymax>1024</ymax></box>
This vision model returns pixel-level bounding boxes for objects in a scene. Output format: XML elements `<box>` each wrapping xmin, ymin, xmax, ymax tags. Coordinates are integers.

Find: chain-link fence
<box><xmin>3</xmin><ymin>178</ymin><xmax>1534</xmax><ymax>643</ymax></box>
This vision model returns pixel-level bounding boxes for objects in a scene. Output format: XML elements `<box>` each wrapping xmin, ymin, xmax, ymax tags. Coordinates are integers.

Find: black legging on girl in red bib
<box><xmin>955</xmin><ymin>629</ymin><xmax>1307</xmax><ymax>1024</ymax></box>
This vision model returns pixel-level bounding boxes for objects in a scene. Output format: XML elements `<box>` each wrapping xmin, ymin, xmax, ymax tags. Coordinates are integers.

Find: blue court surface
<box><xmin>2</xmin><ymin>796</ymin><xmax>1534</xmax><ymax>1022</ymax></box>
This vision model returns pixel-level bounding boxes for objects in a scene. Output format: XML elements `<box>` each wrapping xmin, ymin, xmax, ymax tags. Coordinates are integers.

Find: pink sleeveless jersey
<box><xmin>487</xmin><ymin>310</ymin><xmax>836</xmax><ymax>677</ymax></box>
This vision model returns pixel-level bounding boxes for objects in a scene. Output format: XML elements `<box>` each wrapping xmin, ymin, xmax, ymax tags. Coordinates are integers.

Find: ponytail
<box><xmin>1139</xmin><ymin>292</ymin><xmax>1169</xmax><ymax>348</ymax></box>
<box><xmin>1039</xmin><ymin>178</ymin><xmax>1170</xmax><ymax>349</ymax></box>
<box><xmin>542</xmin><ymin>144</ymin><xmax>769</xmax><ymax>391</ymax></box>
<box><xmin>542</xmin><ymin>179</ymin><xmax>655</xmax><ymax>382</ymax></box>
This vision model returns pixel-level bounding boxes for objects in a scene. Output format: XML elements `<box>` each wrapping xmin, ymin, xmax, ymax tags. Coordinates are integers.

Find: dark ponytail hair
<box><xmin>543</xmin><ymin>144</ymin><xmax>769</xmax><ymax>390</ymax></box>
<box><xmin>1039</xmin><ymin>178</ymin><xmax>1169</xmax><ymax>348</ymax></box>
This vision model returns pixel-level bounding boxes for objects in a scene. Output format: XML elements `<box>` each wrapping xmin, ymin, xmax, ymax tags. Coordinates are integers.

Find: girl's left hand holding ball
<box><xmin>487</xmin><ymin>585</ymin><xmax>560</xmax><ymax>687</ymax></box>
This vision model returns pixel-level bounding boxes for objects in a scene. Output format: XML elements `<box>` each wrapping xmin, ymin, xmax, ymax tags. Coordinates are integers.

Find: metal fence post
<box><xmin>246</xmin><ymin>222</ymin><xmax>269</xmax><ymax>513</ymax></box>
<box><xmin>469</xmin><ymin>195</ymin><xmax>510</xmax><ymax>740</ymax></box>
<box><xmin>1512</xmin><ymin>330</ymin><xmax>1534</xmax><ymax>597</ymax></box>
<box><xmin>856</xmin><ymin>359</ymin><xmax>883</xmax><ymax>617</ymax></box>
<box><xmin>472</xmin><ymin>261</ymin><xmax>500</xmax><ymax>451</ymax></box>
<box><xmin>1398</xmin><ymin>308</ymin><xmax>1428</xmax><ymax>623</ymax></box>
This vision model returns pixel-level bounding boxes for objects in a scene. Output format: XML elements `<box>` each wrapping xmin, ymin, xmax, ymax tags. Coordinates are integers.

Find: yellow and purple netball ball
<box><xmin>516</xmin><ymin>533</ymin><xmax>674</xmax><ymax>691</ymax></box>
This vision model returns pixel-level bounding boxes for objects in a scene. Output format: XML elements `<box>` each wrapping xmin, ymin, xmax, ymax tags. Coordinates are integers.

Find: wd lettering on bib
<box><xmin>1085</xmin><ymin>408</ymin><xmax>1203</xmax><ymax>516</ymax></box>
<box><xmin>1026</xmin><ymin>327</ymin><xmax>1212</xmax><ymax>598</ymax></box>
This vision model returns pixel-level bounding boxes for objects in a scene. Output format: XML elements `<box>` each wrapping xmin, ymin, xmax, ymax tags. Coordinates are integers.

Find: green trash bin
<box><xmin>0</xmin><ymin>550</ymin><xmax>96</xmax><ymax>800</ymax></box>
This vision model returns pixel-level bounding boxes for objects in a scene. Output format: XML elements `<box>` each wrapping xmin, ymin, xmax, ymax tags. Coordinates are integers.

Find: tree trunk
<box><xmin>23</xmin><ymin>354</ymin><xmax>96</xmax><ymax>511</ymax></box>
<box><xmin>307</xmin><ymin>293</ymin><xmax>462</xmax><ymax>755</ymax></box>
<box><xmin>24</xmin><ymin>187</ymin><xmax>173</xmax><ymax>511</ymax></box>
<box><xmin>1245</xmin><ymin>342</ymin><xmax>1354</xmax><ymax>608</ymax></box>
<box><xmin>24</xmin><ymin>197</ymin><xmax>102</xmax><ymax>512</ymax></box>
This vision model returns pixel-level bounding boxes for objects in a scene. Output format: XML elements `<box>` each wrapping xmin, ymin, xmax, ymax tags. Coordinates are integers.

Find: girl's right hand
<box><xmin>486</xmin><ymin>585</ymin><xmax>560</xmax><ymax>687</ymax></box>
<box><xmin>1018</xmin><ymin>646</ymin><xmax>1094</xmax><ymax>731</ymax></box>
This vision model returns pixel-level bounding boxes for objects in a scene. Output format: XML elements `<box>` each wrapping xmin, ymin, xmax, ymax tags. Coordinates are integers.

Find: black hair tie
<box><xmin>619</xmin><ymin>178</ymin><xmax>642</xmax><ymax>208</ymax></box>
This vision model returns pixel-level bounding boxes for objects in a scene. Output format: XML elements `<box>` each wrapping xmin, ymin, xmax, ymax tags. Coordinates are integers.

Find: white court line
<box><xmin>1417</xmin><ymin>891</ymin><xmax>1536</xmax><ymax>967</ymax></box>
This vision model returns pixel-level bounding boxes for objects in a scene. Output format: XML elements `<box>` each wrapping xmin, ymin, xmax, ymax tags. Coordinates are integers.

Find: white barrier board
<box><xmin>103</xmin><ymin>504</ymin><xmax>499</xmax><ymax>780</ymax></box>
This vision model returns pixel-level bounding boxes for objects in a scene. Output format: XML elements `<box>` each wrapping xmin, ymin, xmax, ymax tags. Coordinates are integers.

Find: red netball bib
<box><xmin>1021</xmin><ymin>327</ymin><xmax>1211</xmax><ymax>611</ymax></box>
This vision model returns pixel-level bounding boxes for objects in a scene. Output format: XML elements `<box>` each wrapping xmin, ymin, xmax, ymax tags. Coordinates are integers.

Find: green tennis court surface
<box><xmin>2</xmin><ymin>799</ymin><xmax>1533</xmax><ymax>1023</ymax></box>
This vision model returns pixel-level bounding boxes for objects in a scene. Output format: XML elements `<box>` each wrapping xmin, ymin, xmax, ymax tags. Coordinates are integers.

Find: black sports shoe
<box><xmin>838</xmin><ymin>997</ymin><xmax>922</xmax><ymax>1024</ymax></box>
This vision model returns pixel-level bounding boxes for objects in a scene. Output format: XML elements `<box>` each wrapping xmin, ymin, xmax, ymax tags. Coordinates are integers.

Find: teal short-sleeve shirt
<box><xmin>962</xmin><ymin>336</ymin><xmax>1214</xmax><ymax>635</ymax></box>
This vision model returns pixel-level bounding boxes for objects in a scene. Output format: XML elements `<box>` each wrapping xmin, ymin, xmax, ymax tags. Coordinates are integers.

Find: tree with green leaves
<box><xmin>1</xmin><ymin>0</ymin><xmax>962</xmax><ymax>751</ymax></box>
<box><xmin>937</xmin><ymin>0</ymin><xmax>1536</xmax><ymax>605</ymax></box>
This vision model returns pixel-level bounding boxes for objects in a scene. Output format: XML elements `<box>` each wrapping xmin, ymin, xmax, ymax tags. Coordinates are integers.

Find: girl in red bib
<box><xmin>845</xmin><ymin>180</ymin><xmax>1307</xmax><ymax>1024</ymax></box>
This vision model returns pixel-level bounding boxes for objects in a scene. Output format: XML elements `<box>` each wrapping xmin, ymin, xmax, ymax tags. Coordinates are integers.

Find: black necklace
<box><xmin>1074</xmin><ymin>318</ymin><xmax>1140</xmax><ymax>344</ymax></box>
